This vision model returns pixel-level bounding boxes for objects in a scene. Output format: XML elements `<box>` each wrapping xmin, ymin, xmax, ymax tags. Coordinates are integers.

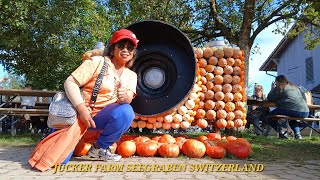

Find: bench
<box><xmin>0</xmin><ymin>108</ymin><xmax>49</xmax><ymax>116</ymax></box>
<box><xmin>269</xmin><ymin>115</ymin><xmax>320</xmax><ymax>136</ymax></box>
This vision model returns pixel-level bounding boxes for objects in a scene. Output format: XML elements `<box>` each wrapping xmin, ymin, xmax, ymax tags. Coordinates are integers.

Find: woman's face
<box><xmin>254</xmin><ymin>87</ymin><xmax>262</xmax><ymax>97</ymax></box>
<box><xmin>113</xmin><ymin>40</ymin><xmax>135</xmax><ymax>64</ymax></box>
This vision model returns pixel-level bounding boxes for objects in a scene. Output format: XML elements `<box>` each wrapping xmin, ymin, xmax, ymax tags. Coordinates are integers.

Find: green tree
<box><xmin>0</xmin><ymin>0</ymin><xmax>111</xmax><ymax>90</ymax></box>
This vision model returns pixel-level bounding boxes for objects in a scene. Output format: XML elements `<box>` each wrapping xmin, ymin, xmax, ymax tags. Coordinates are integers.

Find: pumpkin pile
<box><xmin>131</xmin><ymin>46</ymin><xmax>246</xmax><ymax>131</ymax></box>
<box><xmin>74</xmin><ymin>133</ymin><xmax>252</xmax><ymax>159</ymax></box>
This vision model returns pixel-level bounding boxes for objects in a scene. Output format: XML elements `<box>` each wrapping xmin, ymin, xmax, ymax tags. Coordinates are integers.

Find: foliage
<box><xmin>0</xmin><ymin>0</ymin><xmax>111</xmax><ymax>90</ymax></box>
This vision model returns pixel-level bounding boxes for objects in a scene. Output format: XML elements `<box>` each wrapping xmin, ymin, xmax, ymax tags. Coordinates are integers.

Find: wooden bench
<box><xmin>269</xmin><ymin>115</ymin><xmax>320</xmax><ymax>136</ymax></box>
<box><xmin>0</xmin><ymin>108</ymin><xmax>49</xmax><ymax>116</ymax></box>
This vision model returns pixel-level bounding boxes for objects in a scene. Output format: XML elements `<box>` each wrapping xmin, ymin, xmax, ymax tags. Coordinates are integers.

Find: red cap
<box><xmin>109</xmin><ymin>29</ymin><xmax>139</xmax><ymax>48</ymax></box>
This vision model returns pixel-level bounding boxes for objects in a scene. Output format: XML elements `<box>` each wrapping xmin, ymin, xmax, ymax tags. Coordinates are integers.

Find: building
<box><xmin>259</xmin><ymin>25</ymin><xmax>320</xmax><ymax>104</ymax></box>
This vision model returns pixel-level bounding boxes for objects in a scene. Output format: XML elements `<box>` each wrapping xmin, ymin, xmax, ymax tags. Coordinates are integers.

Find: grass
<box><xmin>1</xmin><ymin>131</ymin><xmax>320</xmax><ymax>162</ymax></box>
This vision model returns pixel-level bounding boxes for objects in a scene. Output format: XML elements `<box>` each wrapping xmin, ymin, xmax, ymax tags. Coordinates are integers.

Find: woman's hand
<box><xmin>117</xmin><ymin>82</ymin><xmax>128</xmax><ymax>103</ymax></box>
<box><xmin>76</xmin><ymin>103</ymin><xmax>96</xmax><ymax>128</ymax></box>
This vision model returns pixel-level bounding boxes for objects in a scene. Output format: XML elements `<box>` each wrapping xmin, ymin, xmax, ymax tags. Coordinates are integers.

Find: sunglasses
<box><xmin>116</xmin><ymin>42</ymin><xmax>135</xmax><ymax>52</ymax></box>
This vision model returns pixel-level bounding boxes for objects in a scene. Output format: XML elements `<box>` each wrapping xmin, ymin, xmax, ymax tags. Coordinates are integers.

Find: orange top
<box><xmin>71</xmin><ymin>56</ymin><xmax>137</xmax><ymax>116</ymax></box>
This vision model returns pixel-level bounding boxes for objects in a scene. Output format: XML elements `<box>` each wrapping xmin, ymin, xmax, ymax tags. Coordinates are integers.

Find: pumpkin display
<box><xmin>158</xmin><ymin>143</ymin><xmax>180</xmax><ymax>158</ymax></box>
<box><xmin>181</xmin><ymin>139</ymin><xmax>206</xmax><ymax>158</ymax></box>
<box><xmin>117</xmin><ymin>141</ymin><xmax>136</xmax><ymax>158</ymax></box>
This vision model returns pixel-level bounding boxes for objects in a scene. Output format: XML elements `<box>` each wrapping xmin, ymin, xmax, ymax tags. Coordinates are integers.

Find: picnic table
<box><xmin>246</xmin><ymin>99</ymin><xmax>320</xmax><ymax>136</ymax></box>
<box><xmin>0</xmin><ymin>89</ymin><xmax>58</xmax><ymax>136</ymax></box>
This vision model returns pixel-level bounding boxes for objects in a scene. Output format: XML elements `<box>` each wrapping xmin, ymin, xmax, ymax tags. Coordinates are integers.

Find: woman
<box><xmin>247</xmin><ymin>84</ymin><xmax>271</xmax><ymax>136</ymax></box>
<box><xmin>64</xmin><ymin>28</ymin><xmax>139</xmax><ymax>161</ymax></box>
<box><xmin>266</xmin><ymin>75</ymin><xmax>309</xmax><ymax>139</ymax></box>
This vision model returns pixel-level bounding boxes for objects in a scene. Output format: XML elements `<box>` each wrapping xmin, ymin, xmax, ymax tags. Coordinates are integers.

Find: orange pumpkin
<box><xmin>234</xmin><ymin>119</ymin><xmax>244</xmax><ymax>128</ymax></box>
<box><xmin>208</xmin><ymin>56</ymin><xmax>218</xmax><ymax>65</ymax></box>
<box><xmin>194</xmin><ymin>47</ymin><xmax>203</xmax><ymax>59</ymax></box>
<box><xmin>223</xmin><ymin>47</ymin><xmax>234</xmax><ymax>58</ymax></box>
<box><xmin>213</xmin><ymin>84</ymin><xmax>223</xmax><ymax>92</ymax></box>
<box><xmin>134</xmin><ymin>136</ymin><xmax>150</xmax><ymax>143</ymax></box>
<box><xmin>196</xmin><ymin>109</ymin><xmax>206</xmax><ymax>119</ymax></box>
<box><xmin>146</xmin><ymin>122</ymin><xmax>154</xmax><ymax>129</ymax></box>
<box><xmin>222</xmin><ymin>84</ymin><xmax>232</xmax><ymax>93</ymax></box>
<box><xmin>197</xmin><ymin>135</ymin><xmax>208</xmax><ymax>142</ymax></box>
<box><xmin>203</xmin><ymin>47</ymin><xmax>214</xmax><ymax>58</ymax></box>
<box><xmin>234</xmin><ymin>110</ymin><xmax>244</xmax><ymax>119</ymax></box>
<box><xmin>206</xmin><ymin>110</ymin><xmax>216</xmax><ymax>120</ymax></box>
<box><xmin>234</xmin><ymin>59</ymin><xmax>242</xmax><ymax>66</ymax></box>
<box><xmin>226</xmin><ymin>57</ymin><xmax>235</xmax><ymax>66</ymax></box>
<box><xmin>204</xmin><ymin>100</ymin><xmax>215</xmax><ymax>110</ymax></box>
<box><xmin>232</xmin><ymin>66</ymin><xmax>241</xmax><ymax>75</ymax></box>
<box><xmin>181</xmin><ymin>139</ymin><xmax>206</xmax><ymax>158</ymax></box>
<box><xmin>232</xmin><ymin>75</ymin><xmax>241</xmax><ymax>84</ymax></box>
<box><xmin>206</xmin><ymin>144</ymin><xmax>226</xmax><ymax>159</ymax></box>
<box><xmin>213</xmin><ymin>66</ymin><xmax>224</xmax><ymax>75</ymax></box>
<box><xmin>206</xmin><ymin>81</ymin><xmax>214</xmax><ymax>90</ymax></box>
<box><xmin>232</xmin><ymin>84</ymin><xmax>242</xmax><ymax>93</ymax></box>
<box><xmin>233</xmin><ymin>49</ymin><xmax>243</xmax><ymax>59</ymax></box>
<box><xmin>158</xmin><ymin>143</ymin><xmax>180</xmax><ymax>158</ymax></box>
<box><xmin>223</xmin><ymin>65</ymin><xmax>233</xmax><ymax>75</ymax></box>
<box><xmin>198</xmin><ymin>58</ymin><xmax>207</xmax><ymax>68</ymax></box>
<box><xmin>216</xmin><ymin>119</ymin><xmax>227</xmax><ymax>129</ymax></box>
<box><xmin>216</xmin><ymin>110</ymin><xmax>227</xmax><ymax>119</ymax></box>
<box><xmin>74</xmin><ymin>141</ymin><xmax>92</xmax><ymax>157</ymax></box>
<box><xmin>233</xmin><ymin>92</ymin><xmax>243</xmax><ymax>101</ymax></box>
<box><xmin>223</xmin><ymin>74</ymin><xmax>233</xmax><ymax>84</ymax></box>
<box><xmin>136</xmin><ymin>140</ymin><xmax>159</xmax><ymax>157</ymax></box>
<box><xmin>205</xmin><ymin>65</ymin><xmax>215</xmax><ymax>73</ymax></box>
<box><xmin>196</xmin><ymin>119</ymin><xmax>208</xmax><ymax>129</ymax></box>
<box><xmin>226</xmin><ymin>111</ymin><xmax>235</xmax><ymax>121</ymax></box>
<box><xmin>117</xmin><ymin>141</ymin><xmax>136</xmax><ymax>158</ymax></box>
<box><xmin>215</xmin><ymin>100</ymin><xmax>225</xmax><ymax>110</ymax></box>
<box><xmin>206</xmin><ymin>132</ymin><xmax>221</xmax><ymax>140</ymax></box>
<box><xmin>137</xmin><ymin>121</ymin><xmax>147</xmax><ymax>128</ymax></box>
<box><xmin>162</xmin><ymin>123</ymin><xmax>172</xmax><ymax>130</ymax></box>
<box><xmin>218</xmin><ymin>58</ymin><xmax>227</xmax><ymax>67</ymax></box>
<box><xmin>180</xmin><ymin>121</ymin><xmax>191</xmax><ymax>129</ymax></box>
<box><xmin>158</xmin><ymin>134</ymin><xmax>176</xmax><ymax>143</ymax></box>
<box><xmin>214</xmin><ymin>75</ymin><xmax>224</xmax><ymax>85</ymax></box>
<box><xmin>223</xmin><ymin>92</ymin><xmax>234</xmax><ymax>102</ymax></box>
<box><xmin>171</xmin><ymin>122</ymin><xmax>180</xmax><ymax>129</ymax></box>
<box><xmin>214</xmin><ymin>49</ymin><xmax>224</xmax><ymax>59</ymax></box>
<box><xmin>131</xmin><ymin>121</ymin><xmax>138</xmax><ymax>128</ymax></box>
<box><xmin>205</xmin><ymin>73</ymin><xmax>214</xmax><ymax>81</ymax></box>
<box><xmin>214</xmin><ymin>91</ymin><xmax>225</xmax><ymax>101</ymax></box>
<box><xmin>205</xmin><ymin>90</ymin><xmax>215</xmax><ymax>100</ymax></box>
<box><xmin>226</xmin><ymin>120</ymin><xmax>235</xmax><ymax>129</ymax></box>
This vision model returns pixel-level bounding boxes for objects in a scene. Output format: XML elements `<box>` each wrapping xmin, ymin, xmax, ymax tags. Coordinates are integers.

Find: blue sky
<box><xmin>0</xmin><ymin>24</ymin><xmax>283</xmax><ymax>95</ymax></box>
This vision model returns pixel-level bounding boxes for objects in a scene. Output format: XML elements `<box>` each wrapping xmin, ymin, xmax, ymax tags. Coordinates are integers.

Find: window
<box><xmin>306</xmin><ymin>57</ymin><xmax>314</xmax><ymax>82</ymax></box>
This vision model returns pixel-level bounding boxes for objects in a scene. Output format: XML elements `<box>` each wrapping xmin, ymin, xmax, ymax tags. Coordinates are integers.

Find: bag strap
<box><xmin>89</xmin><ymin>57</ymin><xmax>108</xmax><ymax>109</ymax></box>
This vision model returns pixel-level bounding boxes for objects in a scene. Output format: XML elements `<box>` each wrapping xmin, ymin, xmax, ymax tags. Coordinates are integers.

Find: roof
<box><xmin>259</xmin><ymin>24</ymin><xmax>297</xmax><ymax>71</ymax></box>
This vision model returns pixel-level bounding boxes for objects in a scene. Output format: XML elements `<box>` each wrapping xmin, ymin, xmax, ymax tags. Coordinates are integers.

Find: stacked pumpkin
<box><xmin>93</xmin><ymin>133</ymin><xmax>252</xmax><ymax>159</ymax></box>
<box><xmin>193</xmin><ymin>46</ymin><xmax>247</xmax><ymax>130</ymax></box>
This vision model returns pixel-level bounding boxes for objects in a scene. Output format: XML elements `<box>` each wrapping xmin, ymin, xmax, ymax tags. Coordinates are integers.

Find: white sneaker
<box><xmin>88</xmin><ymin>144</ymin><xmax>121</xmax><ymax>161</ymax></box>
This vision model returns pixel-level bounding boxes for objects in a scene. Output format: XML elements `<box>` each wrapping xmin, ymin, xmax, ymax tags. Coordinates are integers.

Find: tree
<box><xmin>0</xmin><ymin>0</ymin><xmax>110</xmax><ymax>90</ymax></box>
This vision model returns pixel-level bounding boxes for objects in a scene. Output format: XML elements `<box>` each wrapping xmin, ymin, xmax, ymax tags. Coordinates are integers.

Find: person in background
<box><xmin>64</xmin><ymin>28</ymin><xmax>138</xmax><ymax>161</ymax></box>
<box><xmin>20</xmin><ymin>84</ymin><xmax>38</xmax><ymax>133</ymax></box>
<box><xmin>247</xmin><ymin>84</ymin><xmax>271</xmax><ymax>136</ymax></box>
<box><xmin>265</xmin><ymin>75</ymin><xmax>309</xmax><ymax>139</ymax></box>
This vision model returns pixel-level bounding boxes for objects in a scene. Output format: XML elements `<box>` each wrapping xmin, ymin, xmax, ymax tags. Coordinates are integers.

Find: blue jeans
<box><xmin>266</xmin><ymin>108</ymin><xmax>309</xmax><ymax>134</ymax></box>
<box><xmin>92</xmin><ymin>103</ymin><xmax>135</xmax><ymax>149</ymax></box>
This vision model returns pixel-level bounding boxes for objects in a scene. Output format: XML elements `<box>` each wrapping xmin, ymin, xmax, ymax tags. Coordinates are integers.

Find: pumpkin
<box><xmin>223</xmin><ymin>92</ymin><xmax>234</xmax><ymax>102</ymax></box>
<box><xmin>235</xmin><ymin>101</ymin><xmax>245</xmax><ymax>110</ymax></box>
<box><xmin>171</xmin><ymin>122</ymin><xmax>180</xmax><ymax>129</ymax></box>
<box><xmin>200</xmin><ymin>76</ymin><xmax>207</xmax><ymax>85</ymax></box>
<box><xmin>146</xmin><ymin>122</ymin><xmax>154</xmax><ymax>129</ymax></box>
<box><xmin>218</xmin><ymin>58</ymin><xmax>227</xmax><ymax>67</ymax></box>
<box><xmin>196</xmin><ymin>109</ymin><xmax>206</xmax><ymax>119</ymax></box>
<box><xmin>158</xmin><ymin>143</ymin><xmax>180</xmax><ymax>158</ymax></box>
<box><xmin>226</xmin><ymin>111</ymin><xmax>235</xmax><ymax>121</ymax></box>
<box><xmin>215</xmin><ymin>100</ymin><xmax>225</xmax><ymax>110</ymax></box>
<box><xmin>223</xmin><ymin>65</ymin><xmax>233</xmax><ymax>75</ymax></box>
<box><xmin>131</xmin><ymin>121</ymin><xmax>138</xmax><ymax>128</ymax></box>
<box><xmin>206</xmin><ymin>133</ymin><xmax>221</xmax><ymax>140</ymax></box>
<box><xmin>205</xmin><ymin>65</ymin><xmax>215</xmax><ymax>73</ymax></box>
<box><xmin>181</xmin><ymin>139</ymin><xmax>206</xmax><ymax>158</ymax></box>
<box><xmin>204</xmin><ymin>100</ymin><xmax>215</xmax><ymax>110</ymax></box>
<box><xmin>226</xmin><ymin>57</ymin><xmax>235</xmax><ymax>66</ymax></box>
<box><xmin>158</xmin><ymin>134</ymin><xmax>176</xmax><ymax>143</ymax></box>
<box><xmin>134</xmin><ymin>136</ymin><xmax>150</xmax><ymax>143</ymax></box>
<box><xmin>224</xmin><ymin>102</ymin><xmax>235</xmax><ymax>112</ymax></box>
<box><xmin>232</xmin><ymin>75</ymin><xmax>241</xmax><ymax>84</ymax></box>
<box><xmin>232</xmin><ymin>66</ymin><xmax>241</xmax><ymax>75</ymax></box>
<box><xmin>226</xmin><ymin>136</ymin><xmax>237</xmax><ymax>141</ymax></box>
<box><xmin>222</xmin><ymin>84</ymin><xmax>232</xmax><ymax>93</ymax></box>
<box><xmin>234</xmin><ymin>58</ymin><xmax>242</xmax><ymax>66</ymax></box>
<box><xmin>208</xmin><ymin>56</ymin><xmax>218</xmax><ymax>65</ymax></box>
<box><xmin>199</xmin><ymin>68</ymin><xmax>207</xmax><ymax>76</ymax></box>
<box><xmin>205</xmin><ymin>73</ymin><xmax>214</xmax><ymax>81</ymax></box>
<box><xmin>164</xmin><ymin>115</ymin><xmax>173</xmax><ymax>123</ymax></box>
<box><xmin>189</xmin><ymin>92</ymin><xmax>198</xmax><ymax>100</ymax></box>
<box><xmin>147</xmin><ymin>117</ymin><xmax>156</xmax><ymax>124</ymax></box>
<box><xmin>156</xmin><ymin>116</ymin><xmax>164</xmax><ymax>123</ymax></box>
<box><xmin>185</xmin><ymin>100</ymin><xmax>195</xmax><ymax>110</ymax></box>
<box><xmin>226</xmin><ymin>120</ymin><xmax>235</xmax><ymax>129</ymax></box>
<box><xmin>227</xmin><ymin>141</ymin><xmax>251</xmax><ymax>159</ymax></box>
<box><xmin>194</xmin><ymin>47</ymin><xmax>203</xmax><ymax>59</ymax></box>
<box><xmin>234</xmin><ymin>119</ymin><xmax>244</xmax><ymax>128</ymax></box>
<box><xmin>117</xmin><ymin>141</ymin><xmax>136</xmax><ymax>158</ymax></box>
<box><xmin>214</xmin><ymin>48</ymin><xmax>224</xmax><ymax>59</ymax></box>
<box><xmin>214</xmin><ymin>91</ymin><xmax>224</xmax><ymax>101</ymax></box>
<box><xmin>74</xmin><ymin>141</ymin><xmax>92</xmax><ymax>157</ymax></box>
<box><xmin>233</xmin><ymin>49</ymin><xmax>243</xmax><ymax>59</ymax></box>
<box><xmin>216</xmin><ymin>119</ymin><xmax>227</xmax><ymax>129</ymax></box>
<box><xmin>183</xmin><ymin>114</ymin><xmax>191</xmax><ymax>121</ymax></box>
<box><xmin>205</xmin><ymin>90</ymin><xmax>215</xmax><ymax>100</ymax></box>
<box><xmin>199</xmin><ymin>92</ymin><xmax>205</xmax><ymax>101</ymax></box>
<box><xmin>234</xmin><ymin>110</ymin><xmax>244</xmax><ymax>119</ymax></box>
<box><xmin>196</xmin><ymin>119</ymin><xmax>208</xmax><ymax>129</ymax></box>
<box><xmin>136</xmin><ymin>140</ymin><xmax>159</xmax><ymax>157</ymax></box>
<box><xmin>232</xmin><ymin>84</ymin><xmax>242</xmax><ymax>93</ymax></box>
<box><xmin>162</xmin><ymin>123</ymin><xmax>171</xmax><ymax>130</ymax></box>
<box><xmin>137</xmin><ymin>121</ymin><xmax>147</xmax><ymax>128</ymax></box>
<box><xmin>233</xmin><ymin>92</ymin><xmax>243</xmax><ymax>101</ymax></box>
<box><xmin>223</xmin><ymin>47</ymin><xmax>234</xmax><ymax>58</ymax></box>
<box><xmin>223</xmin><ymin>74</ymin><xmax>233</xmax><ymax>84</ymax></box>
<box><xmin>153</xmin><ymin>122</ymin><xmax>163</xmax><ymax>129</ymax></box>
<box><xmin>206</xmin><ymin>81</ymin><xmax>214</xmax><ymax>90</ymax></box>
<box><xmin>198</xmin><ymin>58</ymin><xmax>207</xmax><ymax>68</ymax></box>
<box><xmin>180</xmin><ymin>121</ymin><xmax>191</xmax><ymax>129</ymax></box>
<box><xmin>213</xmin><ymin>85</ymin><xmax>222</xmax><ymax>92</ymax></box>
<box><xmin>213</xmin><ymin>66</ymin><xmax>224</xmax><ymax>75</ymax></box>
<box><xmin>213</xmin><ymin>75</ymin><xmax>224</xmax><ymax>85</ymax></box>
<box><xmin>173</xmin><ymin>114</ymin><xmax>183</xmax><ymax>123</ymax></box>
<box><xmin>206</xmin><ymin>144</ymin><xmax>226</xmax><ymax>159</ymax></box>
<box><xmin>198</xmin><ymin>135</ymin><xmax>208</xmax><ymax>142</ymax></box>
<box><xmin>203</xmin><ymin>47</ymin><xmax>214</xmax><ymax>58</ymax></box>
<box><xmin>206</xmin><ymin>110</ymin><xmax>216</xmax><ymax>120</ymax></box>
<box><xmin>216</xmin><ymin>109</ymin><xmax>227</xmax><ymax>119</ymax></box>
